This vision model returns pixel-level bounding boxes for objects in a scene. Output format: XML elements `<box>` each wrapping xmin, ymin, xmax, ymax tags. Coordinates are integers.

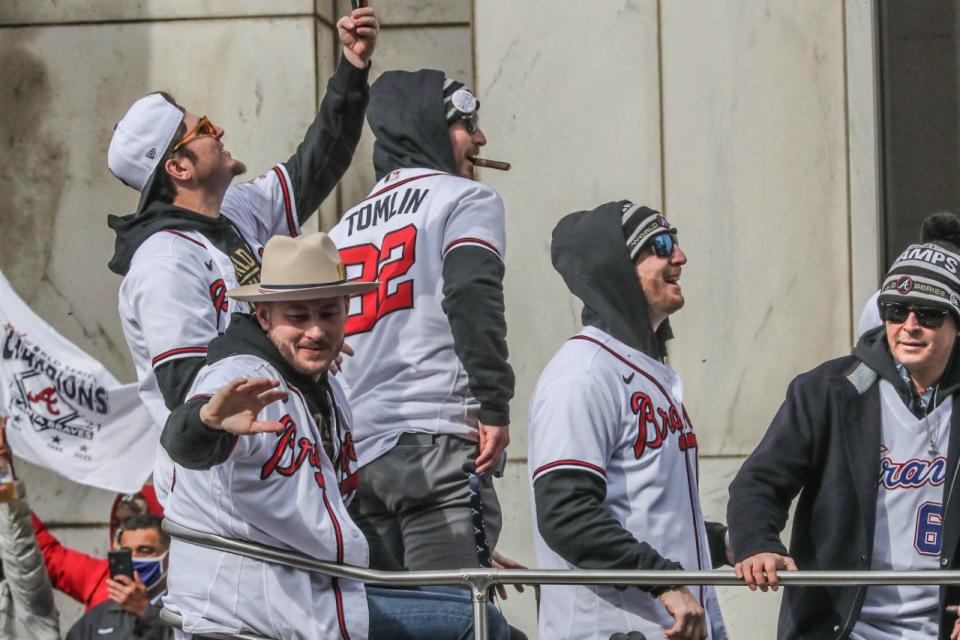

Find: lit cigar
<box><xmin>468</xmin><ymin>156</ymin><xmax>511</xmax><ymax>171</ymax></box>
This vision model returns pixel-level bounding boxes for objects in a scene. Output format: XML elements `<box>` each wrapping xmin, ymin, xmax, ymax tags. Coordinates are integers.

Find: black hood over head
<box><xmin>551</xmin><ymin>201</ymin><xmax>673</xmax><ymax>360</ymax></box>
<box><xmin>368</xmin><ymin>69</ymin><xmax>455</xmax><ymax>180</ymax></box>
<box><xmin>107</xmin><ymin>199</ymin><xmax>236</xmax><ymax>275</ymax></box>
<box><xmin>208</xmin><ymin>313</ymin><xmax>332</xmax><ymax>417</ymax></box>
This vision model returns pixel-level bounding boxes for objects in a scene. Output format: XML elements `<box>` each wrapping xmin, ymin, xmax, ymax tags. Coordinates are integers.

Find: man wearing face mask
<box><xmin>65</xmin><ymin>514</ymin><xmax>171</xmax><ymax>640</ymax></box>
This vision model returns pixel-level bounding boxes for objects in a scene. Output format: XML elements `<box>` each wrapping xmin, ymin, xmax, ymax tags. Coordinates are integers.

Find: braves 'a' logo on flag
<box><xmin>27</xmin><ymin>387</ymin><xmax>60</xmax><ymax>415</ymax></box>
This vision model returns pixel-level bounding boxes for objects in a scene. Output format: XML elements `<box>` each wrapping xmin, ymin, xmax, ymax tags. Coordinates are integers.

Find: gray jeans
<box><xmin>348</xmin><ymin>434</ymin><xmax>502</xmax><ymax>571</ymax></box>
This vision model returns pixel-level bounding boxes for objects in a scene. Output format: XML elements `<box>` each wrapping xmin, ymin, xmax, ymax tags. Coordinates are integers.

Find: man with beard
<box><xmin>528</xmin><ymin>202</ymin><xmax>729</xmax><ymax>640</ymax></box>
<box><xmin>105</xmin><ymin>7</ymin><xmax>378</xmax><ymax>504</ymax></box>
<box><xmin>160</xmin><ymin>232</ymin><xmax>509</xmax><ymax>639</ymax></box>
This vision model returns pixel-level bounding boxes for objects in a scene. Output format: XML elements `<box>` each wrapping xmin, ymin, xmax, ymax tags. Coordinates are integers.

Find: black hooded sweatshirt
<box><xmin>535</xmin><ymin>202</ymin><xmax>728</xmax><ymax>595</ymax></box>
<box><xmin>162</xmin><ymin>313</ymin><xmax>340</xmax><ymax>469</ymax></box>
<box><xmin>362</xmin><ymin>69</ymin><xmax>514</xmax><ymax>427</ymax></box>
<box><xmin>109</xmin><ymin>58</ymin><xmax>369</xmax><ymax>427</ymax></box>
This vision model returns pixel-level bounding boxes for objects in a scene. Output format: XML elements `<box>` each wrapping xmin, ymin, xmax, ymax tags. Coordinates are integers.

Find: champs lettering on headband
<box><xmin>620</xmin><ymin>202</ymin><xmax>677</xmax><ymax>262</ymax></box>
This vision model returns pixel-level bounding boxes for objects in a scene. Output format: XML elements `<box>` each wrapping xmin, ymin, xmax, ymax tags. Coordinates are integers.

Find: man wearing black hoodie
<box><xmin>728</xmin><ymin>212</ymin><xmax>960</xmax><ymax>639</ymax></box>
<box><xmin>529</xmin><ymin>202</ymin><xmax>728</xmax><ymax>640</ymax></box>
<box><xmin>328</xmin><ymin>70</ymin><xmax>513</xmax><ymax>572</ymax></box>
<box><xmin>105</xmin><ymin>8</ymin><xmax>378</xmax><ymax>505</ymax></box>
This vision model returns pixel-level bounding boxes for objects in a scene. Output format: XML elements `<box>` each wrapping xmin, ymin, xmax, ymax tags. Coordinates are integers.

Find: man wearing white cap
<box><xmin>160</xmin><ymin>232</ymin><xmax>509</xmax><ymax>640</ymax></box>
<box><xmin>105</xmin><ymin>7</ymin><xmax>378</xmax><ymax>503</ymax></box>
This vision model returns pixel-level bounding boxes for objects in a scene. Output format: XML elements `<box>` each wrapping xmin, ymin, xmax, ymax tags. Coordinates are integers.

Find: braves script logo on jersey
<box><xmin>209</xmin><ymin>279</ymin><xmax>228</xmax><ymax>327</ymax></box>
<box><xmin>260</xmin><ymin>415</ymin><xmax>331</xmax><ymax>489</ymax></box>
<box><xmin>630</xmin><ymin>392</ymin><xmax>698</xmax><ymax>458</ymax></box>
<box><xmin>878</xmin><ymin>445</ymin><xmax>946</xmax><ymax>489</ymax></box>
<box><xmin>336</xmin><ymin>432</ymin><xmax>359</xmax><ymax>496</ymax></box>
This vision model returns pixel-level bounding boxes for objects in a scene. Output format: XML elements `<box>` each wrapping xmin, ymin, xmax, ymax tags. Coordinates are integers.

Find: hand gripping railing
<box><xmin>162</xmin><ymin>518</ymin><xmax>960</xmax><ymax>640</ymax></box>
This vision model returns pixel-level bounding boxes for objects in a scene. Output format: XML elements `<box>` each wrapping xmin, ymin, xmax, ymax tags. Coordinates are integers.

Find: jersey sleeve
<box><xmin>440</xmin><ymin>182</ymin><xmax>506</xmax><ymax>261</ymax></box>
<box><xmin>221</xmin><ymin>166</ymin><xmax>301</xmax><ymax>246</ymax></box>
<box><xmin>122</xmin><ymin>255</ymin><xmax>220</xmax><ymax>371</ymax></box>
<box><xmin>180</xmin><ymin>359</ymin><xmax>279</xmax><ymax>462</ymax></box>
<box><xmin>529</xmin><ymin>370</ymin><xmax>620</xmax><ymax>484</ymax></box>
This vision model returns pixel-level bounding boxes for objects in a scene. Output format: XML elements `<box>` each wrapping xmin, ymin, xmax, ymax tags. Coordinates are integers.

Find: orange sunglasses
<box><xmin>173</xmin><ymin>115</ymin><xmax>218</xmax><ymax>152</ymax></box>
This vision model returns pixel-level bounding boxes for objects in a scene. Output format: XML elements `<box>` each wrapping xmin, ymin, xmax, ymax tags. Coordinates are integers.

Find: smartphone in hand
<box><xmin>351</xmin><ymin>0</ymin><xmax>368</xmax><ymax>9</ymax></box>
<box><xmin>108</xmin><ymin>549</ymin><xmax>133</xmax><ymax>579</ymax></box>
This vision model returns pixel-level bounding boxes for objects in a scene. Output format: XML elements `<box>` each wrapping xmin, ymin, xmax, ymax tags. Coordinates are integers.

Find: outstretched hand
<box><xmin>338</xmin><ymin>7</ymin><xmax>379</xmax><ymax>68</ymax></box>
<box><xmin>199</xmin><ymin>378</ymin><xmax>288</xmax><ymax>435</ymax></box>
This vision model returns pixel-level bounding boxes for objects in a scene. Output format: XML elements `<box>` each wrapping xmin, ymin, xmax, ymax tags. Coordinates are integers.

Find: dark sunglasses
<box><xmin>649</xmin><ymin>232</ymin><xmax>679</xmax><ymax>258</ymax></box>
<box><xmin>879</xmin><ymin>301</ymin><xmax>950</xmax><ymax>328</ymax></box>
<box><xmin>173</xmin><ymin>115</ymin><xmax>218</xmax><ymax>152</ymax></box>
<box><xmin>458</xmin><ymin>110</ymin><xmax>479</xmax><ymax>135</ymax></box>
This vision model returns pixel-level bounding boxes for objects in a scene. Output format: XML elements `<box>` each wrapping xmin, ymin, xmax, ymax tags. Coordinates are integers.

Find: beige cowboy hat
<box><xmin>227</xmin><ymin>232</ymin><xmax>378</xmax><ymax>302</ymax></box>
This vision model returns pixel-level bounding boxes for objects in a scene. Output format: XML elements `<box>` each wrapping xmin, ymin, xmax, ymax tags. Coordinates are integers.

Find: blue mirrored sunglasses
<box><xmin>649</xmin><ymin>232</ymin><xmax>678</xmax><ymax>258</ymax></box>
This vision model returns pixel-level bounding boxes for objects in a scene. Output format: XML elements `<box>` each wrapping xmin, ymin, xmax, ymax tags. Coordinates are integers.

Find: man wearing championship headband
<box><xmin>159</xmin><ymin>232</ymin><xmax>508</xmax><ymax>640</ymax></box>
<box><xmin>105</xmin><ymin>8</ymin><xmax>378</xmax><ymax>504</ymax></box>
<box><xmin>728</xmin><ymin>212</ymin><xmax>960</xmax><ymax>638</ymax></box>
<box><xmin>528</xmin><ymin>202</ymin><xmax>729</xmax><ymax>640</ymax></box>
<box><xmin>328</xmin><ymin>70</ymin><xmax>515</xmax><ymax>574</ymax></box>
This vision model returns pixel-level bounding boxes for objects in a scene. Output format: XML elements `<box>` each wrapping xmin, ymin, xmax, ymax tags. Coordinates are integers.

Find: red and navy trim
<box><xmin>571</xmin><ymin>334</ymin><xmax>706</xmax><ymax>581</ymax></box>
<box><xmin>272</xmin><ymin>165</ymin><xmax>297</xmax><ymax>238</ymax></box>
<box><xmin>443</xmin><ymin>237</ymin><xmax>502</xmax><ymax>260</ymax></box>
<box><xmin>363</xmin><ymin>172</ymin><xmax>446</xmax><ymax>202</ymax></box>
<box><xmin>162</xmin><ymin>228</ymin><xmax>205</xmax><ymax>248</ymax></box>
<box><xmin>533</xmin><ymin>459</ymin><xmax>606</xmax><ymax>482</ymax></box>
<box><xmin>151</xmin><ymin>346</ymin><xmax>207</xmax><ymax>367</ymax></box>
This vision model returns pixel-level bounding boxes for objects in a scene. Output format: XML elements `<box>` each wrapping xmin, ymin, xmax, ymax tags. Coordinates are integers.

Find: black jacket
<box><xmin>534</xmin><ymin>202</ymin><xmax>727</xmax><ymax>594</ymax></box>
<box><xmin>66</xmin><ymin>600</ymin><xmax>170</xmax><ymax>640</ymax></box>
<box><xmin>728</xmin><ymin>328</ymin><xmax>960</xmax><ymax>639</ymax></box>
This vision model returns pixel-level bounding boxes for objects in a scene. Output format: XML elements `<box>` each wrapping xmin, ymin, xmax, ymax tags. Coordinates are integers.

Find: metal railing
<box><xmin>162</xmin><ymin>518</ymin><xmax>960</xmax><ymax>640</ymax></box>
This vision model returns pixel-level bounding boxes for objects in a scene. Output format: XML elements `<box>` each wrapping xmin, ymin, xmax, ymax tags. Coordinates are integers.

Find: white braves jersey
<box><xmin>851</xmin><ymin>381</ymin><xmax>949</xmax><ymax>640</ymax></box>
<box><xmin>528</xmin><ymin>325</ymin><xmax>726</xmax><ymax>640</ymax></box>
<box><xmin>164</xmin><ymin>354</ymin><xmax>366</xmax><ymax>640</ymax></box>
<box><xmin>117</xmin><ymin>165</ymin><xmax>301</xmax><ymax>503</ymax></box>
<box><xmin>328</xmin><ymin>167</ymin><xmax>506</xmax><ymax>466</ymax></box>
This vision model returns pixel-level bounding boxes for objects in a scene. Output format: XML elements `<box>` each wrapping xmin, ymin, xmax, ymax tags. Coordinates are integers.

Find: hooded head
<box><xmin>551</xmin><ymin>201</ymin><xmax>683</xmax><ymax>360</ymax></box>
<box><xmin>368</xmin><ymin>69</ymin><xmax>481</xmax><ymax>180</ymax></box>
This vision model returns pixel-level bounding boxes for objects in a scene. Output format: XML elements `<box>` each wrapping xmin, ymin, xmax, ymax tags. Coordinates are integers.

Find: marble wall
<box><xmin>475</xmin><ymin>0</ymin><xmax>874</xmax><ymax>638</ymax></box>
<box><xmin>2</xmin><ymin>0</ymin><xmax>881</xmax><ymax>637</ymax></box>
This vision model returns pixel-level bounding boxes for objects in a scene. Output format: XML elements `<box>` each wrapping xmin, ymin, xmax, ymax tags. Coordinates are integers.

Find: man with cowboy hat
<box><xmin>106</xmin><ymin>7</ymin><xmax>379</xmax><ymax>505</ymax></box>
<box><xmin>159</xmin><ymin>232</ymin><xmax>509</xmax><ymax>640</ymax></box>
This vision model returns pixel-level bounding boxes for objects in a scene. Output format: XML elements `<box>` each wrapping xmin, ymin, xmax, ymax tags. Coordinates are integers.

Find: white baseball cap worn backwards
<box><xmin>108</xmin><ymin>93</ymin><xmax>184</xmax><ymax>211</ymax></box>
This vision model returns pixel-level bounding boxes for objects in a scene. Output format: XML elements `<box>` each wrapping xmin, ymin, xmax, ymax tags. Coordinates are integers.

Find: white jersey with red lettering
<box><xmin>328</xmin><ymin>167</ymin><xmax>505</xmax><ymax>466</ymax></box>
<box><xmin>118</xmin><ymin>166</ymin><xmax>300</xmax><ymax>503</ymax></box>
<box><xmin>528</xmin><ymin>325</ymin><xmax>726</xmax><ymax>640</ymax></box>
<box><xmin>164</xmin><ymin>353</ymin><xmax>367</xmax><ymax>640</ymax></box>
<box><xmin>850</xmin><ymin>381</ymin><xmax>949</xmax><ymax>640</ymax></box>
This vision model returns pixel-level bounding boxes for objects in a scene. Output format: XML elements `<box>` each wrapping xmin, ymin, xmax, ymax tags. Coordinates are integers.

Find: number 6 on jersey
<box><xmin>340</xmin><ymin>224</ymin><xmax>418</xmax><ymax>335</ymax></box>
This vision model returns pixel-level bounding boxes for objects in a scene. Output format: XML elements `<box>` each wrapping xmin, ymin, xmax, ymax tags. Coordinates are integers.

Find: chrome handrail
<box><xmin>163</xmin><ymin>518</ymin><xmax>960</xmax><ymax>640</ymax></box>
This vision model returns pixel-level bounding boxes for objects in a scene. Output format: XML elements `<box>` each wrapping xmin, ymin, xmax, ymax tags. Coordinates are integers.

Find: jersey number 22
<box><xmin>340</xmin><ymin>225</ymin><xmax>417</xmax><ymax>335</ymax></box>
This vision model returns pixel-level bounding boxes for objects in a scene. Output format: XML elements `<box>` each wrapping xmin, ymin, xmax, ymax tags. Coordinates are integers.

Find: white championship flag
<box><xmin>0</xmin><ymin>270</ymin><xmax>156</xmax><ymax>493</ymax></box>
